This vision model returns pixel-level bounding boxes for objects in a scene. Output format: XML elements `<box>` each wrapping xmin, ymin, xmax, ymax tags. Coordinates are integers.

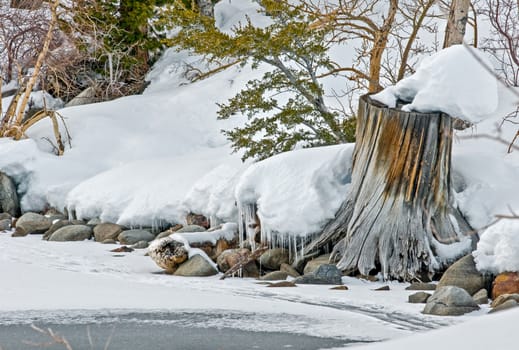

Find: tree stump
<box><xmin>307</xmin><ymin>95</ymin><xmax>476</xmax><ymax>281</ymax></box>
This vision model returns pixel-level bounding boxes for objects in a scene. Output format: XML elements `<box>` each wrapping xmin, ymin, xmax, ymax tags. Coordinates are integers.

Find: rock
<box><xmin>111</xmin><ymin>246</ymin><xmax>134</xmax><ymax>253</ymax></box>
<box><xmin>43</xmin><ymin>208</ymin><xmax>68</xmax><ymax>222</ymax></box>
<box><xmin>266</xmin><ymin>281</ymin><xmax>297</xmax><ymax>288</ymax></box>
<box><xmin>13</xmin><ymin>212</ymin><xmax>52</xmax><ymax>236</ymax></box>
<box><xmin>374</xmin><ymin>286</ymin><xmax>390</xmax><ymax>291</ymax></box>
<box><xmin>131</xmin><ymin>240</ymin><xmax>149</xmax><ymax>249</ymax></box>
<box><xmin>303</xmin><ymin>254</ymin><xmax>331</xmax><ymax>275</ymax></box>
<box><xmin>409</xmin><ymin>292</ymin><xmax>431</xmax><ymax>303</ymax></box>
<box><xmin>155</xmin><ymin>224</ymin><xmax>184</xmax><ymax>240</ymax></box>
<box><xmin>118</xmin><ymin>229</ymin><xmax>155</xmax><ymax>245</ymax></box>
<box><xmin>174</xmin><ymin>254</ymin><xmax>218</xmax><ymax>277</ymax></box>
<box><xmin>330</xmin><ymin>285</ymin><xmax>349</xmax><ymax>291</ymax></box>
<box><xmin>294</xmin><ymin>264</ymin><xmax>342</xmax><ymax>285</ymax></box>
<box><xmin>49</xmin><ymin>225</ymin><xmax>93</xmax><ymax>242</ymax></box>
<box><xmin>0</xmin><ymin>218</ymin><xmax>11</xmax><ymax>231</ymax></box>
<box><xmin>491</xmin><ymin>293</ymin><xmax>519</xmax><ymax>308</ymax></box>
<box><xmin>176</xmin><ymin>225</ymin><xmax>206</xmax><ymax>233</ymax></box>
<box><xmin>260</xmin><ymin>271</ymin><xmax>289</xmax><ymax>281</ymax></box>
<box><xmin>0</xmin><ymin>172</ymin><xmax>20</xmax><ymax>217</ymax></box>
<box><xmin>280</xmin><ymin>263</ymin><xmax>300</xmax><ymax>277</ymax></box>
<box><xmin>406</xmin><ymin>283</ymin><xmax>436</xmax><ymax>291</ymax></box>
<box><xmin>489</xmin><ymin>299</ymin><xmax>519</xmax><ymax>314</ymax></box>
<box><xmin>101</xmin><ymin>239</ymin><xmax>117</xmax><ymax>244</ymax></box>
<box><xmin>87</xmin><ymin>218</ymin><xmax>102</xmax><ymax>227</ymax></box>
<box><xmin>42</xmin><ymin>220</ymin><xmax>72</xmax><ymax>240</ymax></box>
<box><xmin>186</xmin><ymin>213</ymin><xmax>210</xmax><ymax>229</ymax></box>
<box><xmin>472</xmin><ymin>289</ymin><xmax>489</xmax><ymax>305</ymax></box>
<box><xmin>94</xmin><ymin>223</ymin><xmax>123</xmax><ymax>242</ymax></box>
<box><xmin>437</xmin><ymin>254</ymin><xmax>492</xmax><ymax>296</ymax></box>
<box><xmin>423</xmin><ymin>286</ymin><xmax>480</xmax><ymax>316</ymax></box>
<box><xmin>492</xmin><ymin>272</ymin><xmax>519</xmax><ymax>299</ymax></box>
<box><xmin>259</xmin><ymin>248</ymin><xmax>289</xmax><ymax>270</ymax></box>
<box><xmin>65</xmin><ymin>86</ymin><xmax>98</xmax><ymax>107</ymax></box>
<box><xmin>148</xmin><ymin>237</ymin><xmax>189</xmax><ymax>273</ymax></box>
<box><xmin>216</xmin><ymin>249</ymin><xmax>259</xmax><ymax>278</ymax></box>
<box><xmin>0</xmin><ymin>213</ymin><xmax>12</xmax><ymax>221</ymax></box>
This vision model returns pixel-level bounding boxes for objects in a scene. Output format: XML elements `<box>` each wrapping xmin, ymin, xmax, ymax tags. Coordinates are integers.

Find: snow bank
<box><xmin>373</xmin><ymin>45</ymin><xmax>498</xmax><ymax>122</ymax></box>
<box><xmin>235</xmin><ymin>144</ymin><xmax>354</xmax><ymax>238</ymax></box>
<box><xmin>473</xmin><ymin>218</ymin><xmax>519</xmax><ymax>274</ymax></box>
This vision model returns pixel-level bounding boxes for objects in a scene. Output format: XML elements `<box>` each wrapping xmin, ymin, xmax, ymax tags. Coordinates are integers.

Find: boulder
<box><xmin>409</xmin><ymin>292</ymin><xmax>431</xmax><ymax>304</ymax></box>
<box><xmin>437</xmin><ymin>254</ymin><xmax>492</xmax><ymax>296</ymax></box>
<box><xmin>118</xmin><ymin>229</ymin><xmax>155</xmax><ymax>245</ymax></box>
<box><xmin>303</xmin><ymin>254</ymin><xmax>331</xmax><ymax>275</ymax></box>
<box><xmin>86</xmin><ymin>218</ymin><xmax>102</xmax><ymax>227</ymax></box>
<box><xmin>259</xmin><ymin>248</ymin><xmax>289</xmax><ymax>270</ymax></box>
<box><xmin>423</xmin><ymin>286</ymin><xmax>480</xmax><ymax>316</ymax></box>
<box><xmin>43</xmin><ymin>208</ymin><xmax>67</xmax><ymax>222</ymax></box>
<box><xmin>186</xmin><ymin>213</ymin><xmax>210</xmax><ymax>229</ymax></box>
<box><xmin>0</xmin><ymin>213</ymin><xmax>12</xmax><ymax>220</ymax></box>
<box><xmin>0</xmin><ymin>218</ymin><xmax>11</xmax><ymax>231</ymax></box>
<box><xmin>176</xmin><ymin>225</ymin><xmax>206</xmax><ymax>233</ymax></box>
<box><xmin>406</xmin><ymin>283</ymin><xmax>436</xmax><ymax>291</ymax></box>
<box><xmin>492</xmin><ymin>272</ymin><xmax>519</xmax><ymax>299</ymax></box>
<box><xmin>266</xmin><ymin>281</ymin><xmax>296</xmax><ymax>288</ymax></box>
<box><xmin>216</xmin><ymin>248</ymin><xmax>259</xmax><ymax>278</ymax></box>
<box><xmin>43</xmin><ymin>220</ymin><xmax>72</xmax><ymax>240</ymax></box>
<box><xmin>94</xmin><ymin>223</ymin><xmax>123</xmax><ymax>242</ymax></box>
<box><xmin>148</xmin><ymin>237</ymin><xmax>189</xmax><ymax>273</ymax></box>
<box><xmin>280</xmin><ymin>263</ymin><xmax>300</xmax><ymax>277</ymax></box>
<box><xmin>472</xmin><ymin>289</ymin><xmax>489</xmax><ymax>305</ymax></box>
<box><xmin>0</xmin><ymin>172</ymin><xmax>20</xmax><ymax>217</ymax></box>
<box><xmin>490</xmin><ymin>293</ymin><xmax>519</xmax><ymax>308</ymax></box>
<box><xmin>13</xmin><ymin>212</ymin><xmax>52</xmax><ymax>236</ymax></box>
<box><xmin>294</xmin><ymin>264</ymin><xmax>342</xmax><ymax>285</ymax></box>
<box><xmin>65</xmin><ymin>86</ymin><xmax>98</xmax><ymax>107</ymax></box>
<box><xmin>49</xmin><ymin>225</ymin><xmax>93</xmax><ymax>242</ymax></box>
<box><xmin>260</xmin><ymin>271</ymin><xmax>289</xmax><ymax>281</ymax></box>
<box><xmin>174</xmin><ymin>254</ymin><xmax>218</xmax><ymax>277</ymax></box>
<box><xmin>131</xmin><ymin>241</ymin><xmax>149</xmax><ymax>249</ymax></box>
<box><xmin>489</xmin><ymin>299</ymin><xmax>519</xmax><ymax>314</ymax></box>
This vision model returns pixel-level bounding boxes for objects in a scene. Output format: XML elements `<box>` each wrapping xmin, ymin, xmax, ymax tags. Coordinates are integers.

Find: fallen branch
<box><xmin>220</xmin><ymin>246</ymin><xmax>268</xmax><ymax>280</ymax></box>
<box><xmin>23</xmin><ymin>324</ymin><xmax>73</xmax><ymax>350</ymax></box>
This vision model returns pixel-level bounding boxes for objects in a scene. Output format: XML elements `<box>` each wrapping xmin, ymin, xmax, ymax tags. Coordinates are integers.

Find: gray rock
<box><xmin>472</xmin><ymin>289</ymin><xmax>489</xmax><ymax>305</ymax></box>
<box><xmin>174</xmin><ymin>254</ymin><xmax>218</xmax><ymax>277</ymax></box>
<box><xmin>423</xmin><ymin>286</ymin><xmax>480</xmax><ymax>316</ymax></box>
<box><xmin>409</xmin><ymin>292</ymin><xmax>431</xmax><ymax>303</ymax></box>
<box><xmin>14</xmin><ymin>212</ymin><xmax>52</xmax><ymax>236</ymax></box>
<box><xmin>43</xmin><ymin>220</ymin><xmax>72</xmax><ymax>240</ymax></box>
<box><xmin>438</xmin><ymin>255</ymin><xmax>492</xmax><ymax>296</ymax></box>
<box><xmin>260</xmin><ymin>271</ymin><xmax>289</xmax><ymax>281</ymax></box>
<box><xmin>491</xmin><ymin>293</ymin><xmax>519</xmax><ymax>308</ymax></box>
<box><xmin>280</xmin><ymin>263</ymin><xmax>300</xmax><ymax>277</ymax></box>
<box><xmin>489</xmin><ymin>299</ymin><xmax>519</xmax><ymax>314</ymax></box>
<box><xmin>0</xmin><ymin>218</ymin><xmax>11</xmax><ymax>231</ymax></box>
<box><xmin>101</xmin><ymin>239</ymin><xmax>117</xmax><ymax>244</ymax></box>
<box><xmin>176</xmin><ymin>225</ymin><xmax>206</xmax><ymax>233</ymax></box>
<box><xmin>406</xmin><ymin>283</ymin><xmax>437</xmax><ymax>291</ymax></box>
<box><xmin>0</xmin><ymin>172</ymin><xmax>20</xmax><ymax>217</ymax></box>
<box><xmin>49</xmin><ymin>225</ymin><xmax>93</xmax><ymax>242</ymax></box>
<box><xmin>303</xmin><ymin>254</ymin><xmax>331</xmax><ymax>275</ymax></box>
<box><xmin>87</xmin><ymin>218</ymin><xmax>102</xmax><ymax>227</ymax></box>
<box><xmin>294</xmin><ymin>264</ymin><xmax>342</xmax><ymax>285</ymax></box>
<box><xmin>118</xmin><ymin>229</ymin><xmax>155</xmax><ymax>245</ymax></box>
<box><xmin>65</xmin><ymin>86</ymin><xmax>98</xmax><ymax>107</ymax></box>
<box><xmin>155</xmin><ymin>231</ymin><xmax>173</xmax><ymax>240</ymax></box>
<box><xmin>131</xmin><ymin>240</ymin><xmax>149</xmax><ymax>249</ymax></box>
<box><xmin>259</xmin><ymin>248</ymin><xmax>289</xmax><ymax>270</ymax></box>
<box><xmin>0</xmin><ymin>213</ymin><xmax>12</xmax><ymax>221</ymax></box>
<box><xmin>94</xmin><ymin>223</ymin><xmax>123</xmax><ymax>242</ymax></box>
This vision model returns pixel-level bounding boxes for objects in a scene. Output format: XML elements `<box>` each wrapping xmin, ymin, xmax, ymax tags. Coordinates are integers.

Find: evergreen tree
<box><xmin>161</xmin><ymin>0</ymin><xmax>355</xmax><ymax>160</ymax></box>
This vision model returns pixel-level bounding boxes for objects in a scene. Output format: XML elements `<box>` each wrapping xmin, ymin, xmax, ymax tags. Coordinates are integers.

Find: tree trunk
<box><xmin>306</xmin><ymin>95</ymin><xmax>475</xmax><ymax>281</ymax></box>
<box><xmin>443</xmin><ymin>0</ymin><xmax>471</xmax><ymax>47</ymax></box>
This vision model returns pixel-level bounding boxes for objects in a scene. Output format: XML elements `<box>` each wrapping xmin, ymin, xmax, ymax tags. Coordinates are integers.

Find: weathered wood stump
<box><xmin>307</xmin><ymin>95</ymin><xmax>476</xmax><ymax>281</ymax></box>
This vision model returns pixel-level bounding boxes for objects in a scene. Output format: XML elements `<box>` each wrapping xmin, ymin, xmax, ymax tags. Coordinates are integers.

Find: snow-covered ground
<box><xmin>1</xmin><ymin>1</ymin><xmax>519</xmax><ymax>348</ymax></box>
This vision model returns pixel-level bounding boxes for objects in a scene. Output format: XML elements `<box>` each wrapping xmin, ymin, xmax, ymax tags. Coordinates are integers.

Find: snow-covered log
<box><xmin>309</xmin><ymin>95</ymin><xmax>476</xmax><ymax>281</ymax></box>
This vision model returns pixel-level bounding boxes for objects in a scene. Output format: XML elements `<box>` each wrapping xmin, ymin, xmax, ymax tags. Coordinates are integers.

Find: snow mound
<box><xmin>473</xmin><ymin>218</ymin><xmax>519</xmax><ymax>274</ymax></box>
<box><xmin>373</xmin><ymin>45</ymin><xmax>498</xmax><ymax>122</ymax></box>
<box><xmin>235</xmin><ymin>144</ymin><xmax>354</xmax><ymax>237</ymax></box>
